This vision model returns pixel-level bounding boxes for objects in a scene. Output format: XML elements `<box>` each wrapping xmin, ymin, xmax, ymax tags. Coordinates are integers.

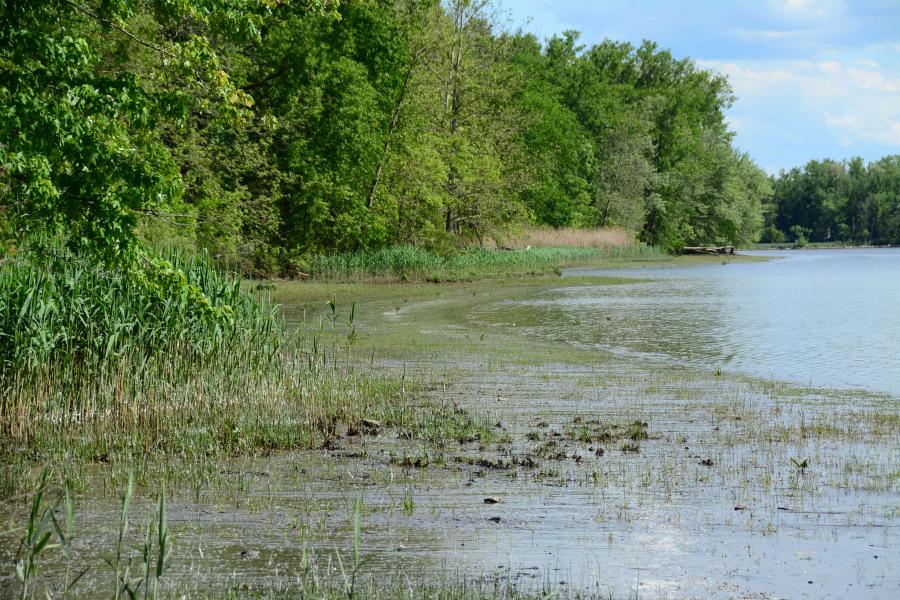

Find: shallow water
<box><xmin>3</xmin><ymin>252</ymin><xmax>898</xmax><ymax>599</ymax></box>
<box><xmin>495</xmin><ymin>249</ymin><xmax>900</xmax><ymax>396</ymax></box>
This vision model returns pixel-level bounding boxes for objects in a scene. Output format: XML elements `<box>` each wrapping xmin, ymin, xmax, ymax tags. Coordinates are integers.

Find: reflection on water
<box><xmin>476</xmin><ymin>249</ymin><xmax>900</xmax><ymax>396</ymax></box>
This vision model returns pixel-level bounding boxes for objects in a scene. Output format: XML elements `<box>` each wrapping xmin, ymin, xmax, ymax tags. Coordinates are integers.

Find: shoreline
<box><xmin>261</xmin><ymin>250</ymin><xmax>769</xmax><ymax>288</ymax></box>
<box><xmin>750</xmin><ymin>242</ymin><xmax>900</xmax><ymax>250</ymax></box>
<box><xmin>3</xmin><ymin>260</ymin><xmax>897</xmax><ymax>599</ymax></box>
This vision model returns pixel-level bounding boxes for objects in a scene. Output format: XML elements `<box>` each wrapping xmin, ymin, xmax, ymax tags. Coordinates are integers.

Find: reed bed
<box><xmin>0</xmin><ymin>249</ymin><xmax>278</xmax><ymax>379</ymax></box>
<box><xmin>504</xmin><ymin>226</ymin><xmax>634</xmax><ymax>250</ymax></box>
<box><xmin>0</xmin><ymin>251</ymin><xmax>422</xmax><ymax>493</ymax></box>
<box><xmin>305</xmin><ymin>243</ymin><xmax>662</xmax><ymax>281</ymax></box>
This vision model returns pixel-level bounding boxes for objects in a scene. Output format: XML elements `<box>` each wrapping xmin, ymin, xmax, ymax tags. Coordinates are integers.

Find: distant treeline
<box><xmin>763</xmin><ymin>156</ymin><xmax>900</xmax><ymax>245</ymax></box>
<box><xmin>2</xmin><ymin>0</ymin><xmax>771</xmax><ymax>275</ymax></box>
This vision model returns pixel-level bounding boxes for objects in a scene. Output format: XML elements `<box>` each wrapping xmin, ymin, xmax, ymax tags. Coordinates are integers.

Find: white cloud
<box><xmin>700</xmin><ymin>57</ymin><xmax>900</xmax><ymax>148</ymax></box>
<box><xmin>844</xmin><ymin>67</ymin><xmax>900</xmax><ymax>93</ymax></box>
<box><xmin>769</xmin><ymin>0</ymin><xmax>847</xmax><ymax>20</ymax></box>
<box><xmin>826</xmin><ymin>112</ymin><xmax>900</xmax><ymax>145</ymax></box>
<box><xmin>818</xmin><ymin>60</ymin><xmax>841</xmax><ymax>73</ymax></box>
<box><xmin>733</xmin><ymin>29</ymin><xmax>799</xmax><ymax>42</ymax></box>
<box><xmin>703</xmin><ymin>61</ymin><xmax>800</xmax><ymax>85</ymax></box>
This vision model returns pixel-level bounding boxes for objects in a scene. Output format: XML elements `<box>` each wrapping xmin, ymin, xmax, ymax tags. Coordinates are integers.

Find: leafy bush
<box><xmin>760</xmin><ymin>225</ymin><xmax>786</xmax><ymax>244</ymax></box>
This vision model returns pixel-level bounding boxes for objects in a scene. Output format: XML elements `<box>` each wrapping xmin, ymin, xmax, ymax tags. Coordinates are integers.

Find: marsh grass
<box><xmin>303</xmin><ymin>245</ymin><xmax>663</xmax><ymax>282</ymax></box>
<box><xmin>0</xmin><ymin>251</ymin><xmax>442</xmax><ymax>495</ymax></box>
<box><xmin>503</xmin><ymin>226</ymin><xmax>634</xmax><ymax>250</ymax></box>
<box><xmin>0</xmin><ymin>249</ymin><xmax>278</xmax><ymax>380</ymax></box>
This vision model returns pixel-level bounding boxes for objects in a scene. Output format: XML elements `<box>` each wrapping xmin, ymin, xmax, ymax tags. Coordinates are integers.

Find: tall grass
<box><xmin>504</xmin><ymin>226</ymin><xmax>634</xmax><ymax>250</ymax></box>
<box><xmin>0</xmin><ymin>249</ymin><xmax>280</xmax><ymax>382</ymax></box>
<box><xmin>0</xmin><ymin>250</ymin><xmax>420</xmax><ymax>491</ymax></box>
<box><xmin>305</xmin><ymin>244</ymin><xmax>663</xmax><ymax>282</ymax></box>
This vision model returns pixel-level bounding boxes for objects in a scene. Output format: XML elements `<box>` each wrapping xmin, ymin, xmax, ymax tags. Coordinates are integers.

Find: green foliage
<box><xmin>760</xmin><ymin>225</ymin><xmax>786</xmax><ymax>244</ymax></box>
<box><xmin>2</xmin><ymin>0</ymin><xmax>769</xmax><ymax>268</ymax></box>
<box><xmin>507</xmin><ymin>31</ymin><xmax>768</xmax><ymax>250</ymax></box>
<box><xmin>0</xmin><ymin>0</ymin><xmax>270</xmax><ymax>264</ymax></box>
<box><xmin>767</xmin><ymin>155</ymin><xmax>900</xmax><ymax>245</ymax></box>
<box><xmin>510</xmin><ymin>34</ymin><xmax>595</xmax><ymax>227</ymax></box>
<box><xmin>304</xmin><ymin>244</ymin><xmax>662</xmax><ymax>281</ymax></box>
<box><xmin>789</xmin><ymin>225</ymin><xmax>810</xmax><ymax>246</ymax></box>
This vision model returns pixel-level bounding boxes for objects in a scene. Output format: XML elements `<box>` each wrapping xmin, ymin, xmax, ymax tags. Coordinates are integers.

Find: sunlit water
<box><xmin>490</xmin><ymin>249</ymin><xmax>900</xmax><ymax>397</ymax></box>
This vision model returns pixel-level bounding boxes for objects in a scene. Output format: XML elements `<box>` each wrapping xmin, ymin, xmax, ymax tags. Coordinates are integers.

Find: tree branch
<box><xmin>64</xmin><ymin>0</ymin><xmax>176</xmax><ymax>58</ymax></box>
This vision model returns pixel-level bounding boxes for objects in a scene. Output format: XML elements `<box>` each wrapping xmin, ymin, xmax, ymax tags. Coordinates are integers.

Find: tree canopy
<box><xmin>2</xmin><ymin>0</ymin><xmax>774</xmax><ymax>273</ymax></box>
<box><xmin>763</xmin><ymin>156</ymin><xmax>900</xmax><ymax>245</ymax></box>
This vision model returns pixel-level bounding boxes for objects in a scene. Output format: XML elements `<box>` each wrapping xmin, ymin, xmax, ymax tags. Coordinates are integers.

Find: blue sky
<box><xmin>503</xmin><ymin>0</ymin><xmax>900</xmax><ymax>173</ymax></box>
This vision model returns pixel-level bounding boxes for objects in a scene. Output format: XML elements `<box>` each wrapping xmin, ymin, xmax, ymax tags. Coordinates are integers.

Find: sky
<box><xmin>502</xmin><ymin>0</ymin><xmax>900</xmax><ymax>174</ymax></box>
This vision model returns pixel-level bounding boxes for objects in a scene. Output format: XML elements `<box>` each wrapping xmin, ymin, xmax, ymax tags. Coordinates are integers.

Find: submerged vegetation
<box><xmin>303</xmin><ymin>243</ymin><xmax>663</xmax><ymax>281</ymax></box>
<box><xmin>10</xmin><ymin>465</ymin><xmax>575</xmax><ymax>600</ymax></box>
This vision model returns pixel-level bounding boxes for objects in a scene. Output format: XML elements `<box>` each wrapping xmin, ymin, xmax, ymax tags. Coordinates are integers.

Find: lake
<box><xmin>488</xmin><ymin>248</ymin><xmax>900</xmax><ymax>397</ymax></box>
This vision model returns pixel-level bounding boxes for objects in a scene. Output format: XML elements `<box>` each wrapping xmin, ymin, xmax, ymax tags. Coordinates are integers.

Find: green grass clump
<box><xmin>0</xmin><ymin>249</ymin><xmax>278</xmax><ymax>380</ymax></box>
<box><xmin>306</xmin><ymin>245</ymin><xmax>446</xmax><ymax>279</ymax></box>
<box><xmin>0</xmin><ymin>250</ymin><xmax>417</xmax><ymax>493</ymax></box>
<box><xmin>305</xmin><ymin>244</ymin><xmax>663</xmax><ymax>282</ymax></box>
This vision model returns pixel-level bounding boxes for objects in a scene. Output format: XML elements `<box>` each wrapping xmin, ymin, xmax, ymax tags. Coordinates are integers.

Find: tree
<box><xmin>0</xmin><ymin>0</ymin><xmax>338</xmax><ymax>264</ymax></box>
<box><xmin>767</xmin><ymin>155</ymin><xmax>900</xmax><ymax>245</ymax></box>
<box><xmin>375</xmin><ymin>0</ymin><xmax>528</xmax><ymax>247</ymax></box>
<box><xmin>2</xmin><ymin>0</ymin><xmax>772</xmax><ymax>269</ymax></box>
<box><xmin>511</xmin><ymin>32</ymin><xmax>594</xmax><ymax>228</ymax></box>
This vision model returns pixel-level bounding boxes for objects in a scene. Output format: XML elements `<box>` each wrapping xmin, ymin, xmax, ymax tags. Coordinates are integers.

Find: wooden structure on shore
<box><xmin>682</xmin><ymin>246</ymin><xmax>736</xmax><ymax>255</ymax></box>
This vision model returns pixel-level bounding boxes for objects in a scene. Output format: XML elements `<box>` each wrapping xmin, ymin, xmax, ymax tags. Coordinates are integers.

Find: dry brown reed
<box><xmin>503</xmin><ymin>226</ymin><xmax>634</xmax><ymax>250</ymax></box>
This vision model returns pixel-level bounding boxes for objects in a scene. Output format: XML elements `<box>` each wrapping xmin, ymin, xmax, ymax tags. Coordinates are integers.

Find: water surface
<box><xmin>500</xmin><ymin>249</ymin><xmax>900</xmax><ymax>396</ymax></box>
<box><xmin>4</xmin><ymin>253</ymin><xmax>897</xmax><ymax>599</ymax></box>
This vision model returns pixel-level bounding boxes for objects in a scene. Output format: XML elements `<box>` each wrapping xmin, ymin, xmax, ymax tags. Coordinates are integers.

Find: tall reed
<box><xmin>0</xmin><ymin>250</ymin><xmax>414</xmax><ymax>488</ymax></box>
<box><xmin>504</xmin><ymin>225</ymin><xmax>634</xmax><ymax>250</ymax></box>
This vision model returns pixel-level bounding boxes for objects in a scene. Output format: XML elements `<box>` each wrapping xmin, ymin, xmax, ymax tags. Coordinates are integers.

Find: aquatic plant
<box><xmin>0</xmin><ymin>250</ymin><xmax>422</xmax><ymax>494</ymax></box>
<box><xmin>302</xmin><ymin>244</ymin><xmax>663</xmax><ymax>282</ymax></box>
<box><xmin>14</xmin><ymin>470</ymin><xmax>57</xmax><ymax>600</ymax></box>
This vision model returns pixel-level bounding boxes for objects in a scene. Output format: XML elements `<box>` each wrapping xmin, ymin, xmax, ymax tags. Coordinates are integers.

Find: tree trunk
<box><xmin>366</xmin><ymin>57</ymin><xmax>417</xmax><ymax>209</ymax></box>
<box><xmin>600</xmin><ymin>194</ymin><xmax>613</xmax><ymax>227</ymax></box>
